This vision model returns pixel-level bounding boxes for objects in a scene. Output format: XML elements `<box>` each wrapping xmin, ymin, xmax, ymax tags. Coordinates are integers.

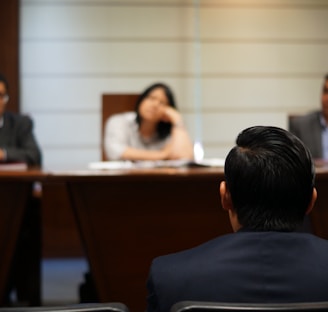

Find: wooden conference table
<box><xmin>0</xmin><ymin>170</ymin><xmax>46</xmax><ymax>306</ymax></box>
<box><xmin>2</xmin><ymin>166</ymin><xmax>328</xmax><ymax>311</ymax></box>
<box><xmin>44</xmin><ymin>166</ymin><xmax>231</xmax><ymax>312</ymax></box>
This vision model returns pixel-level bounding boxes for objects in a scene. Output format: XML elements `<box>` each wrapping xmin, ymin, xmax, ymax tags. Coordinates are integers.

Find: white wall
<box><xmin>20</xmin><ymin>0</ymin><xmax>328</xmax><ymax>169</ymax></box>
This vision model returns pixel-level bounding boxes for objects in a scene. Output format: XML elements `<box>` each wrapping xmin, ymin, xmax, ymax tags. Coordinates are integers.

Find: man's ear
<box><xmin>220</xmin><ymin>181</ymin><xmax>233</xmax><ymax>212</ymax></box>
<box><xmin>220</xmin><ymin>181</ymin><xmax>241</xmax><ymax>232</ymax></box>
<box><xmin>306</xmin><ymin>187</ymin><xmax>317</xmax><ymax>215</ymax></box>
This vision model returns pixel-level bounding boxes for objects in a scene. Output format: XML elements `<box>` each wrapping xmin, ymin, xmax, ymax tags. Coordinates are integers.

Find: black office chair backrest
<box><xmin>170</xmin><ymin>301</ymin><xmax>328</xmax><ymax>312</ymax></box>
<box><xmin>0</xmin><ymin>302</ymin><xmax>129</xmax><ymax>312</ymax></box>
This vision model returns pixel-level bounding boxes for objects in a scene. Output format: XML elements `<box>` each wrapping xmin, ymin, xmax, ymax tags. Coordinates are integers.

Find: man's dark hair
<box><xmin>0</xmin><ymin>73</ymin><xmax>9</xmax><ymax>93</ymax></box>
<box><xmin>224</xmin><ymin>126</ymin><xmax>315</xmax><ymax>231</ymax></box>
<box><xmin>135</xmin><ymin>82</ymin><xmax>177</xmax><ymax>140</ymax></box>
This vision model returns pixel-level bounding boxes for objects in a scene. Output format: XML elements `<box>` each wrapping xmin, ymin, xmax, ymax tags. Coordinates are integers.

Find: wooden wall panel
<box><xmin>0</xmin><ymin>0</ymin><xmax>19</xmax><ymax>113</ymax></box>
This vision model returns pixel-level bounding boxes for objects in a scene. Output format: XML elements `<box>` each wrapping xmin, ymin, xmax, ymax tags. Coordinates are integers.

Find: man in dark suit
<box><xmin>0</xmin><ymin>74</ymin><xmax>41</xmax><ymax>165</ymax></box>
<box><xmin>146</xmin><ymin>126</ymin><xmax>328</xmax><ymax>312</ymax></box>
<box><xmin>289</xmin><ymin>73</ymin><xmax>328</xmax><ymax>160</ymax></box>
<box><xmin>0</xmin><ymin>73</ymin><xmax>42</xmax><ymax>306</ymax></box>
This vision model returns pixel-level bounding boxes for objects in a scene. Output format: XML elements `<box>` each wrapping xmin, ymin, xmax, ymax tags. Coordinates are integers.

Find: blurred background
<box><xmin>19</xmin><ymin>0</ymin><xmax>328</xmax><ymax>170</ymax></box>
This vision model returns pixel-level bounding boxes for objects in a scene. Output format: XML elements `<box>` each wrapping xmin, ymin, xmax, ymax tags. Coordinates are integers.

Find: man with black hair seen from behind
<box><xmin>146</xmin><ymin>125</ymin><xmax>328</xmax><ymax>312</ymax></box>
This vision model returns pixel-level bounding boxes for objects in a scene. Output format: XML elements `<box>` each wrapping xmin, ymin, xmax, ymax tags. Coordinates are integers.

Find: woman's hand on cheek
<box><xmin>160</xmin><ymin>106</ymin><xmax>181</xmax><ymax>125</ymax></box>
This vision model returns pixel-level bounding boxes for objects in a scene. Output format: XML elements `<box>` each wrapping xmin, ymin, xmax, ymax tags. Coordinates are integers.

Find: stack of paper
<box><xmin>88</xmin><ymin>158</ymin><xmax>225</xmax><ymax>170</ymax></box>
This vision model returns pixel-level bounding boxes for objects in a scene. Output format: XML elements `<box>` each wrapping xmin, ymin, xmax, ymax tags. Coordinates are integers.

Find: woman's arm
<box><xmin>105</xmin><ymin>113</ymin><xmax>172</xmax><ymax>161</ymax></box>
<box><xmin>105</xmin><ymin>110</ymin><xmax>194</xmax><ymax>161</ymax></box>
<box><xmin>160</xmin><ymin>107</ymin><xmax>194</xmax><ymax>160</ymax></box>
<box><xmin>168</xmin><ymin>125</ymin><xmax>194</xmax><ymax>160</ymax></box>
<box><xmin>121</xmin><ymin>144</ymin><xmax>171</xmax><ymax>161</ymax></box>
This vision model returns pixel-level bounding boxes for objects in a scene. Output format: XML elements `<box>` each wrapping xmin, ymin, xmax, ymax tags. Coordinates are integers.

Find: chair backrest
<box><xmin>101</xmin><ymin>94</ymin><xmax>139</xmax><ymax>161</ymax></box>
<box><xmin>170</xmin><ymin>301</ymin><xmax>328</xmax><ymax>312</ymax></box>
<box><xmin>0</xmin><ymin>302</ymin><xmax>129</xmax><ymax>312</ymax></box>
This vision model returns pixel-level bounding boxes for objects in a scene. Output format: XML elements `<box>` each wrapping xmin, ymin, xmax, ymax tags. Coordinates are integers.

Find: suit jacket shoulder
<box><xmin>0</xmin><ymin>111</ymin><xmax>41</xmax><ymax>166</ymax></box>
<box><xmin>147</xmin><ymin>232</ymin><xmax>328</xmax><ymax>312</ymax></box>
<box><xmin>289</xmin><ymin>111</ymin><xmax>322</xmax><ymax>158</ymax></box>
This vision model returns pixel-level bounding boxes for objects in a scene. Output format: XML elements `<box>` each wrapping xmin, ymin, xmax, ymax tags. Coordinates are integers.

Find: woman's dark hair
<box><xmin>224</xmin><ymin>126</ymin><xmax>315</xmax><ymax>232</ymax></box>
<box><xmin>135</xmin><ymin>82</ymin><xmax>177</xmax><ymax>140</ymax></box>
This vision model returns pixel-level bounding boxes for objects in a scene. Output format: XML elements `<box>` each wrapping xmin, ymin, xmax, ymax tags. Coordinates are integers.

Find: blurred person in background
<box><xmin>289</xmin><ymin>73</ymin><xmax>328</xmax><ymax>162</ymax></box>
<box><xmin>0</xmin><ymin>73</ymin><xmax>41</xmax><ymax>166</ymax></box>
<box><xmin>104</xmin><ymin>82</ymin><xmax>193</xmax><ymax>161</ymax></box>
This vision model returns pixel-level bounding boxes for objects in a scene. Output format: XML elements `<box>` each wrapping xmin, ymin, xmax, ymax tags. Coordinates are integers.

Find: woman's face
<box><xmin>138</xmin><ymin>87</ymin><xmax>169</xmax><ymax>123</ymax></box>
<box><xmin>0</xmin><ymin>82</ymin><xmax>8</xmax><ymax>117</ymax></box>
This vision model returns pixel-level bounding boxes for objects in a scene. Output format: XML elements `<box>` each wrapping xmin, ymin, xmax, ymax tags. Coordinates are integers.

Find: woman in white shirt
<box><xmin>104</xmin><ymin>82</ymin><xmax>194</xmax><ymax>161</ymax></box>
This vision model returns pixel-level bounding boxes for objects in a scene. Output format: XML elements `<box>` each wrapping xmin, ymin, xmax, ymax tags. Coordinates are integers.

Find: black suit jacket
<box><xmin>146</xmin><ymin>230</ymin><xmax>328</xmax><ymax>312</ymax></box>
<box><xmin>289</xmin><ymin>111</ymin><xmax>322</xmax><ymax>159</ymax></box>
<box><xmin>0</xmin><ymin>111</ymin><xmax>42</xmax><ymax>166</ymax></box>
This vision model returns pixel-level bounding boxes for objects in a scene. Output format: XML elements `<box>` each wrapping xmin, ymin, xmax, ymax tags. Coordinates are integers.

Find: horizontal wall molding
<box><xmin>21</xmin><ymin>0</ymin><xmax>328</xmax><ymax>9</ymax></box>
<box><xmin>21</xmin><ymin>38</ymin><xmax>328</xmax><ymax>44</ymax></box>
<box><xmin>21</xmin><ymin>72</ymin><xmax>328</xmax><ymax>78</ymax></box>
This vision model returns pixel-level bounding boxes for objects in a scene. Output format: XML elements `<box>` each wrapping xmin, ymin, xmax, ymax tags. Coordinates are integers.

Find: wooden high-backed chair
<box><xmin>101</xmin><ymin>94</ymin><xmax>139</xmax><ymax>161</ymax></box>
